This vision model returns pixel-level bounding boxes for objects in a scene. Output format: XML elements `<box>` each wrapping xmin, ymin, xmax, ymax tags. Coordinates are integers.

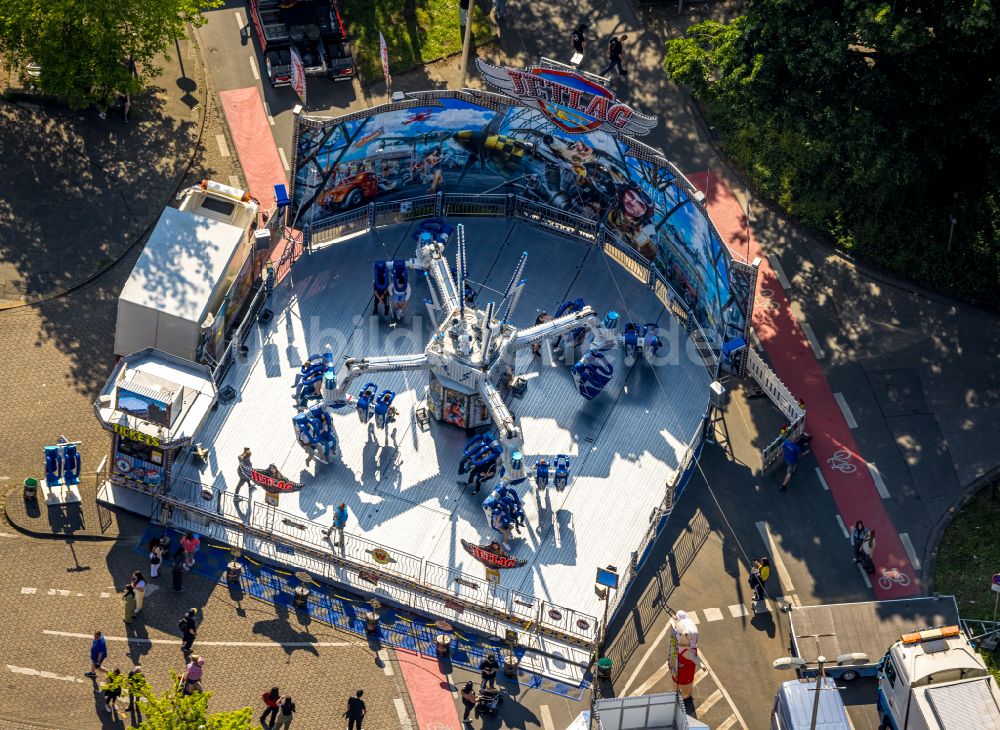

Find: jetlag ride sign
<box><xmin>476</xmin><ymin>60</ymin><xmax>657</xmax><ymax>137</ymax></box>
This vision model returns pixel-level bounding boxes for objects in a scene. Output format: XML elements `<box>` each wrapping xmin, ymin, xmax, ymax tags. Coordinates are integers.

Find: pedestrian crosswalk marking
<box><xmin>696</xmin><ymin>689</ymin><xmax>723</xmax><ymax>718</ymax></box>
<box><xmin>717</xmin><ymin>714</ymin><xmax>739</xmax><ymax>730</ymax></box>
<box><xmin>702</xmin><ymin>607</ymin><xmax>724</xmax><ymax>622</ymax></box>
<box><xmin>393</xmin><ymin>698</ymin><xmax>413</xmax><ymax>730</ymax></box>
<box><xmin>728</xmin><ymin>604</ymin><xmax>749</xmax><ymax>618</ymax></box>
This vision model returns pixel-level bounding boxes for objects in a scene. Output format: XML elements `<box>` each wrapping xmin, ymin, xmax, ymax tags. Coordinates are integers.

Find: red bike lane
<box><xmin>687</xmin><ymin>170</ymin><xmax>919</xmax><ymax>598</ymax></box>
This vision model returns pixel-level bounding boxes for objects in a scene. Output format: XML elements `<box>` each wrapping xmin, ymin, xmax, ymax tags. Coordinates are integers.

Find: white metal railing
<box><xmin>746</xmin><ymin>348</ymin><xmax>807</xmax><ymax>469</ymax></box>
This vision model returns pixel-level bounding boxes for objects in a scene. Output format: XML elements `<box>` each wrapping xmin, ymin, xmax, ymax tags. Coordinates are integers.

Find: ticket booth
<box><xmin>426</xmin><ymin>372</ymin><xmax>492</xmax><ymax>430</ymax></box>
<box><xmin>95</xmin><ymin>348</ymin><xmax>216</xmax><ymax>500</ymax></box>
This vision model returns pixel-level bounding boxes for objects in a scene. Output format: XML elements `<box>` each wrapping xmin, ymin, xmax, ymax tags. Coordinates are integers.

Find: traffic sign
<box><xmin>993</xmin><ymin>573</ymin><xmax>1000</xmax><ymax>585</ymax></box>
<box><xmin>993</xmin><ymin>583</ymin><xmax>1000</xmax><ymax>593</ymax></box>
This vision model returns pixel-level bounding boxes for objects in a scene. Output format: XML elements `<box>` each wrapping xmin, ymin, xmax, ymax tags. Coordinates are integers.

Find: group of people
<box><xmin>567</xmin><ymin>22</ymin><xmax>630</xmax><ymax>78</ymax></box>
<box><xmin>851</xmin><ymin>520</ymin><xmax>877</xmax><ymax>573</ymax></box>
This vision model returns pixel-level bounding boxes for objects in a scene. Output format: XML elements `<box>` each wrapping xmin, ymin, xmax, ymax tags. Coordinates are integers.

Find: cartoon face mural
<box><xmin>291</xmin><ymin>94</ymin><xmax>743</xmax><ymax>352</ymax></box>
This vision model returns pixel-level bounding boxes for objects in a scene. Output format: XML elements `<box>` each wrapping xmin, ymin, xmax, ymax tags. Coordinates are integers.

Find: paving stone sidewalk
<box><xmin>0</xmin><ymin>34</ymin><xmax>206</xmax><ymax>307</ymax></box>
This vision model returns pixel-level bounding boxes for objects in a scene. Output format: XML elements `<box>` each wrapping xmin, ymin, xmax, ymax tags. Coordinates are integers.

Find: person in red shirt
<box><xmin>180</xmin><ymin>532</ymin><xmax>200</xmax><ymax>570</ymax></box>
<box><xmin>261</xmin><ymin>687</ymin><xmax>281</xmax><ymax>729</ymax></box>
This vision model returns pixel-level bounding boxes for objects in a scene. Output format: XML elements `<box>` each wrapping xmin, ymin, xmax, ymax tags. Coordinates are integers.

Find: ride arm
<box><xmin>330</xmin><ymin>354</ymin><xmax>429</xmax><ymax>405</ymax></box>
<box><xmin>507</xmin><ymin>306</ymin><xmax>599</xmax><ymax>351</ymax></box>
<box><xmin>477</xmin><ymin>378</ymin><xmax>523</xmax><ymax>456</ymax></box>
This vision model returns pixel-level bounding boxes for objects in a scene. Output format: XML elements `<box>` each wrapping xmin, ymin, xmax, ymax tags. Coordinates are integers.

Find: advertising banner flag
<box><xmin>379</xmin><ymin>31</ymin><xmax>392</xmax><ymax>90</ymax></box>
<box><xmin>290</xmin><ymin>45</ymin><xmax>307</xmax><ymax>105</ymax></box>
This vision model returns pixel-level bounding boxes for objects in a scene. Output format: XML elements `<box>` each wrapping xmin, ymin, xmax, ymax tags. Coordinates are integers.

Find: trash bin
<box><xmin>225</xmin><ymin>561</ymin><xmax>243</xmax><ymax>585</ymax></box>
<box><xmin>503</xmin><ymin>650</ymin><xmax>519</xmax><ymax>677</ymax></box>
<box><xmin>596</xmin><ymin>657</ymin><xmax>613</xmax><ymax>681</ymax></box>
<box><xmin>435</xmin><ymin>634</ymin><xmax>452</xmax><ymax>657</ymax></box>
<box><xmin>364</xmin><ymin>610</ymin><xmax>379</xmax><ymax>634</ymax></box>
<box><xmin>293</xmin><ymin>585</ymin><xmax>310</xmax><ymax>608</ymax></box>
<box><xmin>23</xmin><ymin>478</ymin><xmax>38</xmax><ymax>501</ymax></box>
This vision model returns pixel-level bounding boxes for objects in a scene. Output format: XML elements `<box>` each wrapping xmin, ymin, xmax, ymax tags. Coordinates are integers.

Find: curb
<box><xmin>921</xmin><ymin>466</ymin><xmax>1000</xmax><ymax>594</ymax></box>
<box><xmin>0</xmin><ymin>27</ymin><xmax>210</xmax><ymax>312</ymax></box>
<box><xmin>1</xmin><ymin>485</ymin><xmax>121</xmax><ymax>542</ymax></box>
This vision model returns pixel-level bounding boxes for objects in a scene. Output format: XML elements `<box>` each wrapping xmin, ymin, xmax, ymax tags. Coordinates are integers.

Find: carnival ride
<box><xmin>309</xmin><ymin>217</ymin><xmax>666</xmax><ymax>548</ymax></box>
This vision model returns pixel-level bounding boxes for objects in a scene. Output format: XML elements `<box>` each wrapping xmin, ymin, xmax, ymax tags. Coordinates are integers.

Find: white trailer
<box><xmin>114</xmin><ymin>182</ymin><xmax>261</xmax><ymax>364</ymax></box>
<box><xmin>877</xmin><ymin>625</ymin><xmax>1000</xmax><ymax>729</ymax></box>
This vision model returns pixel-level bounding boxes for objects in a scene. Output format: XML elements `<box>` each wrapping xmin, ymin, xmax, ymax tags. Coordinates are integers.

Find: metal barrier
<box><xmin>512</xmin><ymin>197</ymin><xmax>599</xmax><ymax>242</ymax></box>
<box><xmin>746</xmin><ymin>347</ymin><xmax>808</xmax><ymax>469</ymax></box>
<box><xmin>307</xmin><ymin>207</ymin><xmax>370</xmax><ymax>249</ymax></box>
<box><xmin>211</xmin><ymin>283</ymin><xmax>268</xmax><ymax>385</ymax></box>
<box><xmin>441</xmin><ymin>193</ymin><xmax>509</xmax><ymax>218</ymax></box>
<box><xmin>602</xmin><ymin>232</ymin><xmax>651</xmax><ymax>285</ymax></box>
<box><xmin>373</xmin><ymin>195</ymin><xmax>437</xmax><ymax>228</ymax></box>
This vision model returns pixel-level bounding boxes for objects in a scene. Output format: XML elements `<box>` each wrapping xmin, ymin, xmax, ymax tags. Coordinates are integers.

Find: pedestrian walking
<box><xmin>86</xmin><ymin>631</ymin><xmax>108</xmax><ymax>677</ymax></box>
<box><xmin>322</xmin><ymin>502</ymin><xmax>349</xmax><ymax>547</ymax></box>
<box><xmin>461</xmin><ymin>681</ymin><xmax>478</xmax><ymax>723</ymax></box>
<box><xmin>180</xmin><ymin>531</ymin><xmax>201</xmax><ymax>570</ymax></box>
<box><xmin>780</xmin><ymin>434</ymin><xmax>804</xmax><ymax>490</ymax></box>
<box><xmin>344</xmin><ymin>689</ymin><xmax>366</xmax><ymax>730</ymax></box>
<box><xmin>600</xmin><ymin>34</ymin><xmax>628</xmax><ymax>77</ymax></box>
<box><xmin>149</xmin><ymin>538</ymin><xmax>165</xmax><ymax>579</ymax></box>
<box><xmin>181</xmin><ymin>655</ymin><xmax>205</xmax><ymax>694</ymax></box>
<box><xmin>172</xmin><ymin>549</ymin><xmax>186</xmax><ymax>591</ymax></box>
<box><xmin>480</xmin><ymin>652</ymin><xmax>499</xmax><ymax>689</ymax></box>
<box><xmin>274</xmin><ymin>695</ymin><xmax>296</xmax><ymax>728</ymax></box>
<box><xmin>236</xmin><ymin>447</ymin><xmax>254</xmax><ymax>491</ymax></box>
<box><xmin>859</xmin><ymin>529</ymin><xmax>876</xmax><ymax>573</ymax></box>
<box><xmin>131</xmin><ymin>571</ymin><xmax>147</xmax><ymax>613</ymax></box>
<box><xmin>179</xmin><ymin>608</ymin><xmax>198</xmax><ymax>654</ymax></box>
<box><xmin>571</xmin><ymin>23</ymin><xmax>588</xmax><ymax>57</ymax></box>
<box><xmin>749</xmin><ymin>557</ymin><xmax>770</xmax><ymax>603</ymax></box>
<box><xmin>850</xmin><ymin>520</ymin><xmax>866</xmax><ymax>564</ymax></box>
<box><xmin>261</xmin><ymin>687</ymin><xmax>281</xmax><ymax>729</ymax></box>
<box><xmin>126</xmin><ymin>665</ymin><xmax>144</xmax><ymax>713</ymax></box>
<box><xmin>122</xmin><ymin>584</ymin><xmax>137</xmax><ymax>624</ymax></box>
<box><xmin>102</xmin><ymin>668</ymin><xmax>125</xmax><ymax>717</ymax></box>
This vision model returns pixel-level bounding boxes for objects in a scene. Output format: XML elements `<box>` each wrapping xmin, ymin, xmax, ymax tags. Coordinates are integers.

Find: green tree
<box><xmin>0</xmin><ymin>0</ymin><xmax>221</xmax><ymax>109</ymax></box>
<box><xmin>664</xmin><ymin>1</ymin><xmax>1000</xmax><ymax>308</ymax></box>
<box><xmin>103</xmin><ymin>670</ymin><xmax>254</xmax><ymax>730</ymax></box>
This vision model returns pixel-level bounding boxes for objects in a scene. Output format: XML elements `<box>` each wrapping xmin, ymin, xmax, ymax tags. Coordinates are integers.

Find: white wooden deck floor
<box><xmin>175</xmin><ymin>219</ymin><xmax>709</xmax><ymax>622</ymax></box>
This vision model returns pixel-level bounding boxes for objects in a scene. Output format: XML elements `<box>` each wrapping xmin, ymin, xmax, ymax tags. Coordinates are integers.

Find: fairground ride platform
<box><xmin>170</xmin><ymin>217</ymin><xmax>710</xmax><ymax>679</ymax></box>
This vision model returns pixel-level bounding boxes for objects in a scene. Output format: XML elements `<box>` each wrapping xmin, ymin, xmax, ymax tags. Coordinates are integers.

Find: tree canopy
<box><xmin>664</xmin><ymin>0</ymin><xmax>1000</xmax><ymax>308</ymax></box>
<box><xmin>0</xmin><ymin>0</ymin><xmax>220</xmax><ymax>109</ymax></box>
<box><xmin>102</xmin><ymin>670</ymin><xmax>254</xmax><ymax>730</ymax></box>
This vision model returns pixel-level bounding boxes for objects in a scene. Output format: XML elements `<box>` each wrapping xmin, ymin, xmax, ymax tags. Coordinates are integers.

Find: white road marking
<box><xmin>692</xmin><ymin>667</ymin><xmax>708</xmax><ymax>686</ymax></box>
<box><xmin>899</xmin><ymin>532</ymin><xmax>921</xmax><ymax>571</ymax></box>
<box><xmin>833</xmin><ymin>392</ymin><xmax>858</xmax><ymax>428</ymax></box>
<box><xmin>698</xmin><ymin>653</ymin><xmax>749</xmax><ymax>729</ymax></box>
<box><xmin>834</xmin><ymin>514</ymin><xmax>849</xmax><ymax>539</ymax></box>
<box><xmin>539</xmin><ymin>704</ymin><xmax>555</xmax><ymax>730</ymax></box>
<box><xmin>235</xmin><ymin>10</ymin><xmax>245</xmax><ymax>29</ymax></box>
<box><xmin>249</xmin><ymin>55</ymin><xmax>260</xmax><ymax>80</ymax></box>
<box><xmin>0</xmin><ymin>531</ymin><xmax>18</xmax><ymax>538</ymax></box>
<box><xmin>769</xmin><ymin>257</ymin><xmax>791</xmax><ymax>289</ymax></box>
<box><xmin>857</xmin><ymin>564</ymin><xmax>872</xmax><ymax>589</ymax></box>
<box><xmin>6</xmin><ymin>664</ymin><xmax>85</xmax><ymax>684</ymax></box>
<box><xmin>100</xmin><ymin>592</ymin><xmax>111</xmax><ymax>599</ymax></box>
<box><xmin>728</xmin><ymin>604</ymin><xmax>748</xmax><ymax>618</ymax></box>
<box><xmin>717</xmin><ymin>714</ymin><xmax>739</xmax><ymax>730</ymax></box>
<box><xmin>686</xmin><ymin>610</ymin><xmax>699</xmax><ymax>624</ymax></box>
<box><xmin>618</xmin><ymin>620</ymin><xmax>673</xmax><ymax>695</ymax></box>
<box><xmin>229</xmin><ymin>175</ymin><xmax>240</xmax><ymax>188</ymax></box>
<box><xmin>377</xmin><ymin>649</ymin><xmax>393</xmax><ymax>675</ymax></box>
<box><xmin>629</xmin><ymin>658</ymin><xmax>673</xmax><ymax>697</ymax></box>
<box><xmin>756</xmin><ymin>520</ymin><xmax>795</xmax><ymax>591</ymax></box>
<box><xmin>278</xmin><ymin>147</ymin><xmax>290</xmax><ymax>171</ymax></box>
<box><xmin>702</xmin><ymin>607</ymin><xmax>724</xmax><ymax>622</ymax></box>
<box><xmin>20</xmin><ymin>587</ymin><xmax>36</xmax><ymax>594</ymax></box>
<box><xmin>696</xmin><ymin>689</ymin><xmax>723</xmax><ymax>718</ymax></box>
<box><xmin>815</xmin><ymin>467</ymin><xmax>829</xmax><ymax>491</ymax></box>
<box><xmin>42</xmin><ymin>630</ymin><xmax>361</xmax><ymax>648</ymax></box>
<box><xmin>215</xmin><ymin>134</ymin><xmax>231</xmax><ymax>157</ymax></box>
<box><xmin>800</xmin><ymin>323</ymin><xmax>825</xmax><ymax>360</ymax></box>
<box><xmin>263</xmin><ymin>102</ymin><xmax>276</xmax><ymax>125</ymax></box>
<box><xmin>393</xmin><ymin>698</ymin><xmax>413</xmax><ymax>730</ymax></box>
<box><xmin>867</xmin><ymin>461</ymin><xmax>891</xmax><ymax>499</ymax></box>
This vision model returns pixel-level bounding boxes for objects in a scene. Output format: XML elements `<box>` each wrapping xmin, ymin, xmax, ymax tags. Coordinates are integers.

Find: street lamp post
<box><xmin>458</xmin><ymin>0</ymin><xmax>475</xmax><ymax>88</ymax></box>
<box><xmin>772</xmin><ymin>652</ymin><xmax>868</xmax><ymax>730</ymax></box>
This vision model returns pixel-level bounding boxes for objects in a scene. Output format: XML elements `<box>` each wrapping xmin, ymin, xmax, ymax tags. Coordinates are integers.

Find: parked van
<box><xmin>772</xmin><ymin>678</ymin><xmax>853</xmax><ymax>729</ymax></box>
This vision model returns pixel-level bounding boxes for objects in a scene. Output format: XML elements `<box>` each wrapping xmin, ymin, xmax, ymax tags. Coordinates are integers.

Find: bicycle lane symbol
<box><xmin>826</xmin><ymin>449</ymin><xmax>857</xmax><ymax>474</ymax></box>
<box><xmin>754</xmin><ymin>287</ymin><xmax>780</xmax><ymax>312</ymax></box>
